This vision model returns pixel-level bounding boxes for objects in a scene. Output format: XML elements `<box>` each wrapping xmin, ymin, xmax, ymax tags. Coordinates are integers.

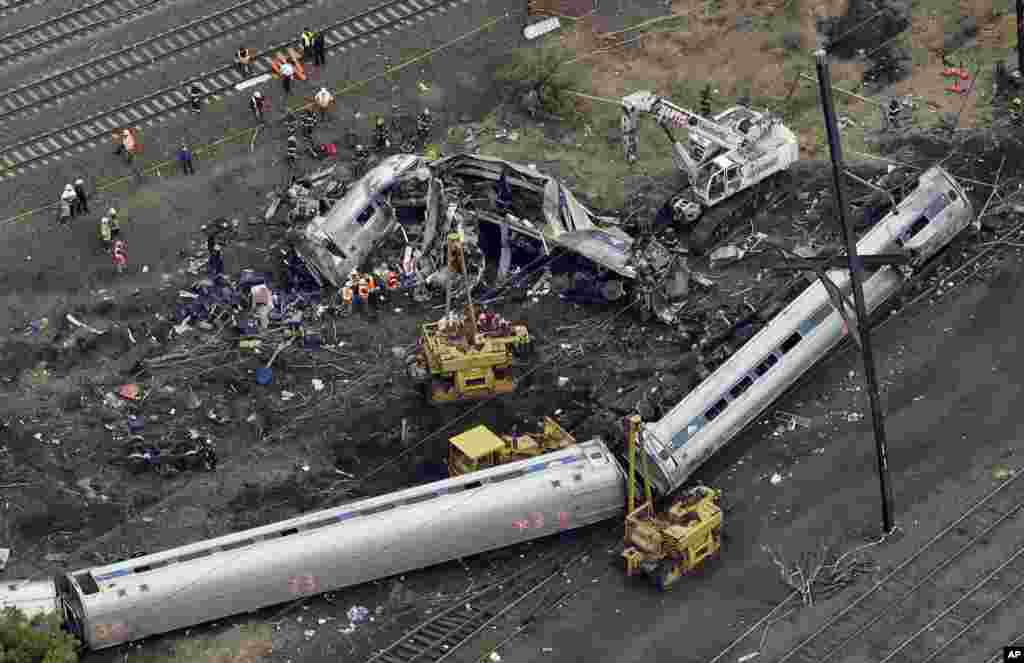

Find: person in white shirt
<box><xmin>279</xmin><ymin>61</ymin><xmax>295</xmax><ymax>95</ymax></box>
<box><xmin>314</xmin><ymin>87</ymin><xmax>333</xmax><ymax>121</ymax></box>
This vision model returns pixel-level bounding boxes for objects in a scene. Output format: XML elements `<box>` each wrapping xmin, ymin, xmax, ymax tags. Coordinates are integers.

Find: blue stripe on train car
<box><xmin>94</xmin><ymin>569</ymin><xmax>131</xmax><ymax>581</ymax></box>
<box><xmin>336</xmin><ymin>512</ymin><xmax>355</xmax><ymax>521</ymax></box>
<box><xmin>670</xmin><ymin>417</ymin><xmax>705</xmax><ymax>451</ymax></box>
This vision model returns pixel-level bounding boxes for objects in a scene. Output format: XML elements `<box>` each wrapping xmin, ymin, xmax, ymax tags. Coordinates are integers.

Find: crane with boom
<box><xmin>622</xmin><ymin>90</ymin><xmax>799</xmax><ymax>253</ymax></box>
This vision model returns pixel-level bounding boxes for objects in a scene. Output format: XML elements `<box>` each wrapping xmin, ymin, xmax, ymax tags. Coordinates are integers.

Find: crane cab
<box><xmin>448</xmin><ymin>426</ymin><xmax>507</xmax><ymax>476</ymax></box>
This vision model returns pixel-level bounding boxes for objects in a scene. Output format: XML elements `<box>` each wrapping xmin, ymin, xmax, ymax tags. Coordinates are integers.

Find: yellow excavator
<box><xmin>621</xmin><ymin>414</ymin><xmax>724</xmax><ymax>590</ymax></box>
<box><xmin>412</xmin><ymin>232</ymin><xmax>532</xmax><ymax>403</ymax></box>
<box><xmin>447</xmin><ymin>416</ymin><xmax>576</xmax><ymax>476</ymax></box>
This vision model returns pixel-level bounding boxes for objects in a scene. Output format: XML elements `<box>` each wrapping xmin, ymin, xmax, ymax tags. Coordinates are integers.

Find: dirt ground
<box><xmin>2</xmin><ymin>1</ymin><xmax>1024</xmax><ymax>662</ymax></box>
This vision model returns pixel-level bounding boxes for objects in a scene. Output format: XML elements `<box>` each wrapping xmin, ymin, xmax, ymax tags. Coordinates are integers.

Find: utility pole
<box><xmin>1017</xmin><ymin>0</ymin><xmax>1023</xmax><ymax>76</ymax></box>
<box><xmin>814</xmin><ymin>49</ymin><xmax>896</xmax><ymax>535</ymax></box>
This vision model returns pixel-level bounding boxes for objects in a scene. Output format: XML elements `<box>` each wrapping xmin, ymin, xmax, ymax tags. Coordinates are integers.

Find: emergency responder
<box><xmin>312</xmin><ymin>30</ymin><xmax>326</xmax><ymax>67</ymax></box>
<box><xmin>280</xmin><ymin>60</ymin><xmax>295</xmax><ymax>95</ymax></box>
<box><xmin>236</xmin><ymin>46</ymin><xmax>254</xmax><ymax>76</ymax></box>
<box><xmin>108</xmin><ymin>208</ymin><xmax>122</xmax><ymax>237</ymax></box>
<box><xmin>112</xmin><ymin>239</ymin><xmax>128</xmax><ymax>274</ymax></box>
<box><xmin>887</xmin><ymin>97</ymin><xmax>902</xmax><ymax>129</ymax></box>
<box><xmin>98</xmin><ymin>216</ymin><xmax>112</xmax><ymax>249</ymax></box>
<box><xmin>621</xmin><ymin>101</ymin><xmax>639</xmax><ymax>164</ymax></box>
<box><xmin>356</xmin><ymin>274</ymin><xmax>370</xmax><ymax>314</ymax></box>
<box><xmin>314</xmin><ymin>87</ymin><xmax>333</xmax><ymax>122</ymax></box>
<box><xmin>59</xmin><ymin>185</ymin><xmax>76</xmax><ymax>224</ymax></box>
<box><xmin>353</xmin><ymin>143</ymin><xmax>370</xmax><ymax>177</ymax></box>
<box><xmin>250</xmin><ymin>90</ymin><xmax>266</xmax><ymax>123</ymax></box>
<box><xmin>286</xmin><ymin>134</ymin><xmax>298</xmax><ymax>168</ymax></box>
<box><xmin>374</xmin><ymin>117</ymin><xmax>390</xmax><ymax>151</ymax></box>
<box><xmin>189</xmin><ymin>84</ymin><xmax>202</xmax><ymax>113</ymax></box>
<box><xmin>73</xmin><ymin>178</ymin><xmax>89</xmax><ymax>215</ymax></box>
<box><xmin>115</xmin><ymin>129</ymin><xmax>136</xmax><ymax>164</ymax></box>
<box><xmin>1012</xmin><ymin>97</ymin><xmax>1024</xmax><ymax>125</ymax></box>
<box><xmin>341</xmin><ymin>279</ymin><xmax>354</xmax><ymax>314</ymax></box>
<box><xmin>301</xmin><ymin>110</ymin><xmax>317</xmax><ymax>139</ymax></box>
<box><xmin>178</xmin><ymin>143</ymin><xmax>195</xmax><ymax>175</ymax></box>
<box><xmin>301</xmin><ymin>29</ymin><xmax>315</xmax><ymax>61</ymax></box>
<box><xmin>61</xmin><ymin>184</ymin><xmax>78</xmax><ymax>218</ymax></box>
<box><xmin>416</xmin><ymin>107</ymin><xmax>432</xmax><ymax>145</ymax></box>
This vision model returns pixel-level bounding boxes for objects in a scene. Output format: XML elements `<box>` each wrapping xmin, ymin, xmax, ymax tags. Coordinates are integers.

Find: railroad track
<box><xmin>364</xmin><ymin>548</ymin><xmax>592</xmax><ymax>663</ymax></box>
<box><xmin>0</xmin><ymin>0</ymin><xmax>325</xmax><ymax>122</ymax></box>
<box><xmin>0</xmin><ymin>0</ymin><xmax>167</xmax><ymax>63</ymax></box>
<box><xmin>0</xmin><ymin>0</ymin><xmax>45</xmax><ymax>17</ymax></box>
<box><xmin>0</xmin><ymin>0</ymin><xmax>467</xmax><ymax>180</ymax></box>
<box><xmin>711</xmin><ymin>468</ymin><xmax>1024</xmax><ymax>663</ymax></box>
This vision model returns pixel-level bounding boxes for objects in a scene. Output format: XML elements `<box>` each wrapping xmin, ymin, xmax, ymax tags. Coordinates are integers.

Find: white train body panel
<box><xmin>62</xmin><ymin>440</ymin><xmax>624</xmax><ymax>650</ymax></box>
<box><xmin>0</xmin><ymin>579</ymin><xmax>60</xmax><ymax>620</ymax></box>
<box><xmin>641</xmin><ymin>166</ymin><xmax>973</xmax><ymax>496</ymax></box>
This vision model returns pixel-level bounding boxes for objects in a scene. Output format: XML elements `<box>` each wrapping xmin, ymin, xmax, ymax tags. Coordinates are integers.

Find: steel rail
<box><xmin>0</xmin><ymin>0</ymin><xmax>464</xmax><ymax>179</ymax></box>
<box><xmin>0</xmin><ymin>0</ymin><xmax>320</xmax><ymax>121</ymax></box>
<box><xmin>776</xmin><ymin>487</ymin><xmax>1024</xmax><ymax>662</ymax></box>
<box><xmin>889</xmin><ymin>546</ymin><xmax>1024</xmax><ymax>663</ymax></box>
<box><xmin>366</xmin><ymin>548</ymin><xmax>592</xmax><ymax>663</ymax></box>
<box><xmin>0</xmin><ymin>0</ymin><xmax>45</xmax><ymax>16</ymax></box>
<box><xmin>705</xmin><ymin>468</ymin><xmax>1024</xmax><ymax>663</ymax></box>
<box><xmin>0</xmin><ymin>0</ymin><xmax>166</xmax><ymax>62</ymax></box>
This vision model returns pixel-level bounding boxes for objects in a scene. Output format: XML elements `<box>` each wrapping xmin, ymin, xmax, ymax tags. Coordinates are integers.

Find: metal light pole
<box><xmin>814</xmin><ymin>49</ymin><xmax>896</xmax><ymax>535</ymax></box>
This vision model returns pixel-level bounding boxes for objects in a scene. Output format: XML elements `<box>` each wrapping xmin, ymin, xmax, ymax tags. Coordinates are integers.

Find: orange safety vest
<box><xmin>357</xmin><ymin>281</ymin><xmax>369</xmax><ymax>299</ymax></box>
<box><xmin>341</xmin><ymin>286</ymin><xmax>353</xmax><ymax>303</ymax></box>
<box><xmin>367</xmin><ymin>276</ymin><xmax>376</xmax><ymax>292</ymax></box>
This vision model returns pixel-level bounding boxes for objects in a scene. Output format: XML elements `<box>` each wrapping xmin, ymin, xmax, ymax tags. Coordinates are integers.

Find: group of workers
<box><xmin>58</xmin><ymin>179</ymin><xmax>128</xmax><ymax>272</ymax></box>
<box><xmin>340</xmin><ymin>268</ymin><xmax>403</xmax><ymax>313</ymax></box>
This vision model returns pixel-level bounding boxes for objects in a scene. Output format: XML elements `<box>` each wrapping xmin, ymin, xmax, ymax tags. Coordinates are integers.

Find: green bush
<box><xmin>0</xmin><ymin>607</ymin><xmax>80</xmax><ymax>663</ymax></box>
<box><xmin>495</xmin><ymin>44</ymin><xmax>584</xmax><ymax>120</ymax></box>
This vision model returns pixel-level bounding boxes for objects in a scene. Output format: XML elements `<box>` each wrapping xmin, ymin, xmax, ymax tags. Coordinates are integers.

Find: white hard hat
<box><xmin>100</xmin><ymin>216</ymin><xmax>110</xmax><ymax>224</ymax></box>
<box><xmin>64</xmin><ymin>184</ymin><xmax>74</xmax><ymax>190</ymax></box>
<box><xmin>109</xmin><ymin>208</ymin><xmax>117</xmax><ymax>215</ymax></box>
<box><xmin>254</xmin><ymin>90</ymin><xmax>262</xmax><ymax>98</ymax></box>
<box><xmin>74</xmin><ymin>178</ymin><xmax>84</xmax><ymax>185</ymax></box>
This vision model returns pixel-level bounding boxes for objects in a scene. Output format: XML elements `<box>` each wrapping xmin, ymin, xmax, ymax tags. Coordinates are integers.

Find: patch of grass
<box><xmin>471</xmin><ymin>99</ymin><xmax>676</xmax><ymax>210</ymax></box>
<box><xmin>122</xmin><ymin>187</ymin><xmax>166</xmax><ymax>211</ymax></box>
<box><xmin>128</xmin><ymin>624</ymin><xmax>273</xmax><ymax>663</ymax></box>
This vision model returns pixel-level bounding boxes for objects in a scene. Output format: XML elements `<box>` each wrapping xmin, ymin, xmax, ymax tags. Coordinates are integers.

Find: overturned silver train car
<box><xmin>296</xmin><ymin>154</ymin><xmax>429</xmax><ymax>287</ymax></box>
<box><xmin>638</xmin><ymin>165</ymin><xmax>974</xmax><ymax>496</ymax></box>
<box><xmin>0</xmin><ymin>440</ymin><xmax>625</xmax><ymax>651</ymax></box>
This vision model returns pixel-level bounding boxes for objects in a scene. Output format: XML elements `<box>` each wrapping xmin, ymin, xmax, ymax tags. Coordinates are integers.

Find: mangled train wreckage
<box><xmin>0</xmin><ymin>165</ymin><xmax>973</xmax><ymax>652</ymax></box>
<box><xmin>294</xmin><ymin>153</ymin><xmax>691</xmax><ymax>322</ymax></box>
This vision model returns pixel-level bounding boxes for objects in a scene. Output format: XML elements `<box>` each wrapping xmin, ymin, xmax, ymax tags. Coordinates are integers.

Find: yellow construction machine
<box><xmin>621</xmin><ymin>414</ymin><xmax>723</xmax><ymax>590</ymax></box>
<box><xmin>412</xmin><ymin>232</ymin><xmax>532</xmax><ymax>403</ymax></box>
<box><xmin>447</xmin><ymin>416</ymin><xmax>576</xmax><ymax>476</ymax></box>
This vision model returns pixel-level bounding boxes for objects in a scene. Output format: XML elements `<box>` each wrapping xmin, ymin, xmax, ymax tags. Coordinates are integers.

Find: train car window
<box><xmin>462</xmin><ymin>481</ymin><xmax>483</xmax><ymax>490</ymax></box>
<box><xmin>305</xmin><ymin>516</ymin><xmax>343</xmax><ymax>530</ymax></box>
<box><xmin>354</xmin><ymin>205</ymin><xmax>374</xmax><ymax>226</ymax></box>
<box><xmin>492</xmin><ymin>470</ymin><xmax>525</xmax><ymax>482</ymax></box>
<box><xmin>361</xmin><ymin>504</ymin><xmax>396</xmax><ymax>516</ymax></box>
<box><xmin>551</xmin><ymin>480</ymin><xmax>562</xmax><ymax>487</ymax></box>
<box><xmin>729</xmin><ymin>376</ymin><xmax>754</xmax><ymax>399</ymax></box>
<box><xmin>117</xmin><ymin>589</ymin><xmax>127</xmax><ymax>597</ymax></box>
<box><xmin>779</xmin><ymin>332</ymin><xmax>802</xmax><ymax>354</ymax></box>
<box><xmin>897</xmin><ymin>216</ymin><xmax>929</xmax><ymax>245</ymax></box>
<box><xmin>278</xmin><ymin>527</ymin><xmax>300</xmax><ymax>537</ymax></box>
<box><xmin>659</xmin><ymin>449</ymin><xmax>671</xmax><ymax>460</ymax></box>
<box><xmin>403</xmin><ymin>494</ymin><xmax>438</xmax><ymax>505</ymax></box>
<box><xmin>178</xmin><ymin>549</ymin><xmax>212</xmax><ymax>563</ymax></box>
<box><xmin>221</xmin><ymin>539</ymin><xmax>255</xmax><ymax>551</ymax></box>
<box><xmin>947</xmin><ymin>189</ymin><xmax>958</xmax><ymax>201</ymax></box>
<box><xmin>590</xmin><ymin>452</ymin><xmax>604</xmax><ymax>460</ymax></box>
<box><xmin>139</xmin><ymin>584</ymin><xmax>150</xmax><ymax>592</ymax></box>
<box><xmin>74</xmin><ymin>574</ymin><xmax>100</xmax><ymax>595</ymax></box>
<box><xmin>704</xmin><ymin>399</ymin><xmax>728</xmax><ymax>421</ymax></box>
<box><xmin>573</xmin><ymin>473</ymin><xmax>583</xmax><ymax>481</ymax></box>
<box><xmin>754</xmin><ymin>353</ymin><xmax>779</xmax><ymax>376</ymax></box>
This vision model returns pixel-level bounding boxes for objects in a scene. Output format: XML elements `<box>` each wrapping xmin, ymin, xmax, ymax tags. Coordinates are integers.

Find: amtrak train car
<box><xmin>640</xmin><ymin>165</ymin><xmax>973</xmax><ymax>496</ymax></box>
<box><xmin>297</xmin><ymin>154</ymin><xmax>426</xmax><ymax>287</ymax></box>
<box><xmin>0</xmin><ymin>440</ymin><xmax>624</xmax><ymax>651</ymax></box>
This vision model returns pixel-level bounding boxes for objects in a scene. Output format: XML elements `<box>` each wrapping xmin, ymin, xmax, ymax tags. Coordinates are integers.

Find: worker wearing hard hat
<box><xmin>314</xmin><ymin>87</ymin><xmax>334</xmax><ymax>122</ymax></box>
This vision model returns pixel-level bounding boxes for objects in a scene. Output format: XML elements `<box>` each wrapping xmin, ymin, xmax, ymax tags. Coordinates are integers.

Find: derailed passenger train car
<box><xmin>0</xmin><ymin>440</ymin><xmax>624</xmax><ymax>651</ymax></box>
<box><xmin>639</xmin><ymin>165</ymin><xmax>973</xmax><ymax>496</ymax></box>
